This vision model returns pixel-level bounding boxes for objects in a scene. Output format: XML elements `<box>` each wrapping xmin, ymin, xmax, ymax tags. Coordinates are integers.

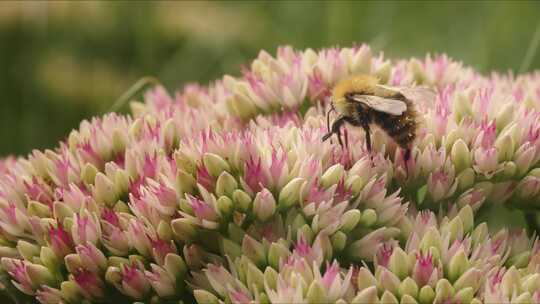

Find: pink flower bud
<box><xmin>375</xmin><ymin>242</ymin><xmax>394</xmax><ymax>269</ymax></box>
<box><xmin>473</xmin><ymin>147</ymin><xmax>499</xmax><ymax>177</ymax></box>
<box><xmin>62</xmin><ymin>184</ymin><xmax>89</xmax><ymax>212</ymax></box>
<box><xmin>1</xmin><ymin>258</ymin><xmax>34</xmax><ymax>295</ymax></box>
<box><xmin>253</xmin><ymin>188</ymin><xmax>277</xmax><ymax>222</ymax></box>
<box><xmin>102</xmin><ymin>225</ymin><xmax>130</xmax><ymax>256</ymax></box>
<box><xmin>48</xmin><ymin>224</ymin><xmax>74</xmax><ymax>258</ymax></box>
<box><xmin>23</xmin><ymin>177</ymin><xmax>54</xmax><ymax>207</ymax></box>
<box><xmin>243</xmin><ymin>156</ymin><xmax>268</xmax><ymax>194</ymax></box>
<box><xmin>348</xmin><ymin>227</ymin><xmax>400</xmax><ymax>262</ymax></box>
<box><xmin>427</xmin><ymin>168</ymin><xmax>457</xmax><ymax>202</ymax></box>
<box><xmin>413</xmin><ymin>252</ymin><xmax>437</xmax><ymax>286</ymax></box>
<box><xmin>75</xmin><ymin>243</ymin><xmax>107</xmax><ymax>274</ymax></box>
<box><xmin>145</xmin><ymin>264</ymin><xmax>176</xmax><ymax>298</ymax></box>
<box><xmin>187</xmin><ymin>195</ymin><xmax>219</xmax><ymax>222</ymax></box>
<box><xmin>73</xmin><ymin>269</ymin><xmax>106</xmax><ymax>300</ymax></box>
<box><xmin>268</xmin><ymin>150</ymin><xmax>288</xmax><ymax>189</ymax></box>
<box><xmin>150</xmin><ymin>237</ymin><xmax>177</xmax><ymax>266</ymax></box>
<box><xmin>36</xmin><ymin>286</ymin><xmax>64</xmax><ymax>304</ymax></box>
<box><xmin>72</xmin><ymin>212</ymin><xmax>101</xmax><ymax>245</ymax></box>
<box><xmin>120</xmin><ymin>263</ymin><xmax>151</xmax><ymax>300</ymax></box>
<box><xmin>0</xmin><ymin>201</ymin><xmax>31</xmax><ymax>237</ymax></box>
<box><xmin>204</xmin><ymin>264</ymin><xmax>238</xmax><ymax>298</ymax></box>
<box><xmin>319</xmin><ymin>261</ymin><xmax>352</xmax><ymax>301</ymax></box>
<box><xmin>515</xmin><ymin>143</ymin><xmax>536</xmax><ymax>176</ymax></box>
<box><xmin>230</xmin><ymin>289</ymin><xmax>253</xmax><ymax>304</ymax></box>
<box><xmin>147</xmin><ymin>180</ymin><xmax>178</xmax><ymax>216</ymax></box>
<box><xmin>126</xmin><ymin>219</ymin><xmax>152</xmax><ymax>257</ymax></box>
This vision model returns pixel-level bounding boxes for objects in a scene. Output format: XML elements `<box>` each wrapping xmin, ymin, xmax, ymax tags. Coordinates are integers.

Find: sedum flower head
<box><xmin>1</xmin><ymin>45</ymin><xmax>540</xmax><ymax>303</ymax></box>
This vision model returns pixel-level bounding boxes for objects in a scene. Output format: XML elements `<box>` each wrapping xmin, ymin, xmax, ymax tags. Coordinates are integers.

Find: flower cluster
<box><xmin>1</xmin><ymin>45</ymin><xmax>540</xmax><ymax>303</ymax></box>
<box><xmin>192</xmin><ymin>206</ymin><xmax>540</xmax><ymax>303</ymax></box>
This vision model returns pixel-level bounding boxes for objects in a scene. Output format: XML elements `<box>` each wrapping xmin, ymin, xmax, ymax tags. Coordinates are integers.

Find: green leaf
<box><xmin>417</xmin><ymin>185</ymin><xmax>428</xmax><ymax>205</ymax></box>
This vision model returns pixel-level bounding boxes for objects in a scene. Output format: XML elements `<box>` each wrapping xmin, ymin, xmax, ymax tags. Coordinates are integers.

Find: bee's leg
<box><xmin>361</xmin><ymin>123</ymin><xmax>374</xmax><ymax>163</ymax></box>
<box><xmin>322</xmin><ymin>116</ymin><xmax>347</xmax><ymax>144</ymax></box>
<box><xmin>336</xmin><ymin>130</ymin><xmax>344</xmax><ymax>147</ymax></box>
<box><xmin>326</xmin><ymin>105</ymin><xmax>336</xmax><ymax>133</ymax></box>
<box><xmin>362</xmin><ymin>123</ymin><xmax>372</xmax><ymax>153</ymax></box>
<box><xmin>403</xmin><ymin>148</ymin><xmax>411</xmax><ymax>178</ymax></box>
<box><xmin>404</xmin><ymin>149</ymin><xmax>411</xmax><ymax>162</ymax></box>
<box><xmin>343</xmin><ymin>129</ymin><xmax>349</xmax><ymax>149</ymax></box>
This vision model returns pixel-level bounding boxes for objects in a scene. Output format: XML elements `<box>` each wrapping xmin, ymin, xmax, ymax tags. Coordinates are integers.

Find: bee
<box><xmin>322</xmin><ymin>74</ymin><xmax>435</xmax><ymax>161</ymax></box>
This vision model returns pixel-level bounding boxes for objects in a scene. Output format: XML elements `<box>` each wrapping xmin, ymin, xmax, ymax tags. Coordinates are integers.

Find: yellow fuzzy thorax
<box><xmin>331</xmin><ymin>74</ymin><xmax>380</xmax><ymax>114</ymax></box>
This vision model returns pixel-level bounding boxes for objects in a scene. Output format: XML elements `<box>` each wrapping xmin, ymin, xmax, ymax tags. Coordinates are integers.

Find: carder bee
<box><xmin>322</xmin><ymin>74</ymin><xmax>435</xmax><ymax>161</ymax></box>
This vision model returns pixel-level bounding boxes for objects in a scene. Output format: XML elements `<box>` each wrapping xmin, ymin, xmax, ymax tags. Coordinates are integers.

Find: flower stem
<box><xmin>524</xmin><ymin>211</ymin><xmax>539</xmax><ymax>235</ymax></box>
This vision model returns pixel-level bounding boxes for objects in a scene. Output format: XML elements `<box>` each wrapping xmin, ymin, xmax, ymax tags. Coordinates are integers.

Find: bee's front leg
<box><xmin>322</xmin><ymin>116</ymin><xmax>348</xmax><ymax>145</ymax></box>
<box><xmin>336</xmin><ymin>131</ymin><xmax>344</xmax><ymax>147</ymax></box>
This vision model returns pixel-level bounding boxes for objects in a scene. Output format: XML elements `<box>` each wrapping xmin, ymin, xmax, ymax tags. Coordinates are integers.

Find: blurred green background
<box><xmin>1</xmin><ymin>1</ymin><xmax>540</xmax><ymax>157</ymax></box>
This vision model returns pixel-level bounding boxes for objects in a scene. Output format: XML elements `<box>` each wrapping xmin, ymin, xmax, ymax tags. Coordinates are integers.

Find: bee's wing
<box><xmin>400</xmin><ymin>87</ymin><xmax>436</xmax><ymax>104</ymax></box>
<box><xmin>376</xmin><ymin>84</ymin><xmax>436</xmax><ymax>104</ymax></box>
<box><xmin>349</xmin><ymin>94</ymin><xmax>407</xmax><ymax>116</ymax></box>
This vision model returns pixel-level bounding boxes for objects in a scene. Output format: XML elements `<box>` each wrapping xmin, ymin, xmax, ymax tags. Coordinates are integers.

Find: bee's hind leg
<box><xmin>343</xmin><ymin>129</ymin><xmax>349</xmax><ymax>149</ymax></box>
<box><xmin>361</xmin><ymin>123</ymin><xmax>373</xmax><ymax>161</ymax></box>
<box><xmin>403</xmin><ymin>148</ymin><xmax>411</xmax><ymax>177</ymax></box>
<box><xmin>404</xmin><ymin>149</ymin><xmax>411</xmax><ymax>162</ymax></box>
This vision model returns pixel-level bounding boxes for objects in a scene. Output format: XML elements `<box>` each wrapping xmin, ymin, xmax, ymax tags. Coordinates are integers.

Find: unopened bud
<box><xmin>278</xmin><ymin>178</ymin><xmax>305</xmax><ymax>209</ymax></box>
<box><xmin>242</xmin><ymin>235</ymin><xmax>266</xmax><ymax>268</ymax></box>
<box><xmin>321</xmin><ymin>164</ymin><xmax>344</xmax><ymax>188</ymax></box>
<box><xmin>215</xmin><ymin>171</ymin><xmax>238</xmax><ymax>197</ymax></box>
<box><xmin>203</xmin><ymin>153</ymin><xmax>230</xmax><ymax>177</ymax></box>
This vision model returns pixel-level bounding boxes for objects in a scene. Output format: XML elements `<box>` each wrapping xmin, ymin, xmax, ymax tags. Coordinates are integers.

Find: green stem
<box><xmin>524</xmin><ymin>212</ymin><xmax>539</xmax><ymax>235</ymax></box>
<box><xmin>107</xmin><ymin>76</ymin><xmax>162</xmax><ymax>113</ymax></box>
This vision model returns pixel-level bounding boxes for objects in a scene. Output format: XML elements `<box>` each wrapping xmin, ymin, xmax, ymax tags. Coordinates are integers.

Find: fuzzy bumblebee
<box><xmin>322</xmin><ymin>74</ymin><xmax>435</xmax><ymax>161</ymax></box>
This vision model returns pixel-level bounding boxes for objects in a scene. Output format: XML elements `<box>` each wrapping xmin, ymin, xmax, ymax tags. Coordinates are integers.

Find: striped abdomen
<box><xmin>372</xmin><ymin>100</ymin><xmax>417</xmax><ymax>148</ymax></box>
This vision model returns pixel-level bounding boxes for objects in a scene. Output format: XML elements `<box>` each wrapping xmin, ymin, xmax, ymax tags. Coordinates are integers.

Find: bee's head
<box><xmin>332</xmin><ymin>74</ymin><xmax>379</xmax><ymax>114</ymax></box>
